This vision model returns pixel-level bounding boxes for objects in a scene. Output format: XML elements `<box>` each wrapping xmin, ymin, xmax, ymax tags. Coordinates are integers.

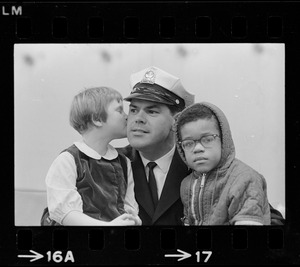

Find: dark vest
<box><xmin>66</xmin><ymin>145</ymin><xmax>127</xmax><ymax>221</ymax></box>
<box><xmin>41</xmin><ymin>145</ymin><xmax>128</xmax><ymax>225</ymax></box>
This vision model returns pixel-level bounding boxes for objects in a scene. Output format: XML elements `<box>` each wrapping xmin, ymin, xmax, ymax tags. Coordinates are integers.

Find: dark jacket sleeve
<box><xmin>269</xmin><ymin>204</ymin><xmax>285</xmax><ymax>225</ymax></box>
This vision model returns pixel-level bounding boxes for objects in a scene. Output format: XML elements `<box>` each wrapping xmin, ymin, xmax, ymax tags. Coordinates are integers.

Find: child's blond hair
<box><xmin>70</xmin><ymin>86</ymin><xmax>122</xmax><ymax>134</ymax></box>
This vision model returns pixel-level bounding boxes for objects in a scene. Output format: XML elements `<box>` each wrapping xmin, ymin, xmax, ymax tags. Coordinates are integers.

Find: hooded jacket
<box><xmin>175</xmin><ymin>102</ymin><xmax>271</xmax><ymax>225</ymax></box>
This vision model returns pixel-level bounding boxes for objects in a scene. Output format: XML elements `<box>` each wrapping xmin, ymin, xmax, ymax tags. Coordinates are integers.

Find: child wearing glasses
<box><xmin>174</xmin><ymin>102</ymin><xmax>271</xmax><ymax>225</ymax></box>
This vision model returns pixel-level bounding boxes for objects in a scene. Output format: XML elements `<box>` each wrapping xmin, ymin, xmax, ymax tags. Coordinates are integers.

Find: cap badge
<box><xmin>131</xmin><ymin>87</ymin><xmax>138</xmax><ymax>93</ymax></box>
<box><xmin>141</xmin><ymin>69</ymin><xmax>156</xmax><ymax>84</ymax></box>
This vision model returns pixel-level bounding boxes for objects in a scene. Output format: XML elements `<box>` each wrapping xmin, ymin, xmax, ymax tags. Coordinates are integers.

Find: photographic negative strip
<box><xmin>1</xmin><ymin>1</ymin><xmax>299</xmax><ymax>265</ymax></box>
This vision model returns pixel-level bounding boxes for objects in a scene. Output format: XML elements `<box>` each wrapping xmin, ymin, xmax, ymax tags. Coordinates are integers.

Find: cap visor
<box><xmin>124</xmin><ymin>93</ymin><xmax>174</xmax><ymax>105</ymax></box>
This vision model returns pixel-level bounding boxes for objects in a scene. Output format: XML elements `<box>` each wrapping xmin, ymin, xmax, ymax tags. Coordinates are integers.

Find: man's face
<box><xmin>127</xmin><ymin>99</ymin><xmax>175</xmax><ymax>151</ymax></box>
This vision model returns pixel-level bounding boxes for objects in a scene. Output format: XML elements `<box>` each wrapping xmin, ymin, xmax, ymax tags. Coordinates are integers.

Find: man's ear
<box><xmin>171</xmin><ymin>122</ymin><xmax>176</xmax><ymax>132</ymax></box>
<box><xmin>171</xmin><ymin>112</ymin><xmax>181</xmax><ymax>132</ymax></box>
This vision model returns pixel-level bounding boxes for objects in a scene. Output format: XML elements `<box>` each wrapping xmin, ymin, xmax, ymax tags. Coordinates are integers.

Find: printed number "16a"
<box><xmin>46</xmin><ymin>251</ymin><xmax>74</xmax><ymax>263</ymax></box>
<box><xmin>195</xmin><ymin>251</ymin><xmax>212</xmax><ymax>263</ymax></box>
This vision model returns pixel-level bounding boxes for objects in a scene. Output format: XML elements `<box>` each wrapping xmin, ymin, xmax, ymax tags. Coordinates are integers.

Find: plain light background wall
<box><xmin>14</xmin><ymin>43</ymin><xmax>285</xmax><ymax>225</ymax></box>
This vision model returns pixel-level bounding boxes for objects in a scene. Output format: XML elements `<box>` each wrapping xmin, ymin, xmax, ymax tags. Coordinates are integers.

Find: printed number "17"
<box><xmin>195</xmin><ymin>251</ymin><xmax>212</xmax><ymax>263</ymax></box>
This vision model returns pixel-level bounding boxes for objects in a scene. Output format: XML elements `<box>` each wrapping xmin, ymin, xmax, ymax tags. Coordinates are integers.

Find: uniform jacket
<box><xmin>175</xmin><ymin>102</ymin><xmax>272</xmax><ymax>225</ymax></box>
<box><xmin>117</xmin><ymin>146</ymin><xmax>190</xmax><ymax>225</ymax></box>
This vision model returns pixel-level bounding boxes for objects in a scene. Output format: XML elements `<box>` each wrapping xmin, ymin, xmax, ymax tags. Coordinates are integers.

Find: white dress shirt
<box><xmin>140</xmin><ymin>145</ymin><xmax>176</xmax><ymax>199</ymax></box>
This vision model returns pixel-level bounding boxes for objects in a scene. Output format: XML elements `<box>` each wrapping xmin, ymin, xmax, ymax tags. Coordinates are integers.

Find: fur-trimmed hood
<box><xmin>174</xmin><ymin>102</ymin><xmax>235</xmax><ymax>173</ymax></box>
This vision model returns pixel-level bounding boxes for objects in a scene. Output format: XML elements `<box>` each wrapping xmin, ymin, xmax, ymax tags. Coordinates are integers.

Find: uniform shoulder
<box><xmin>116</xmin><ymin>145</ymin><xmax>135</xmax><ymax>161</ymax></box>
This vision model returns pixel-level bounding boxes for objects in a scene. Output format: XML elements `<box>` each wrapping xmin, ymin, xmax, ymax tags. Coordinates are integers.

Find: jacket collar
<box><xmin>131</xmin><ymin>148</ymin><xmax>188</xmax><ymax>223</ymax></box>
<box><xmin>151</xmin><ymin>148</ymin><xmax>188</xmax><ymax>224</ymax></box>
<box><xmin>139</xmin><ymin>145</ymin><xmax>176</xmax><ymax>175</ymax></box>
<box><xmin>131</xmin><ymin>151</ymin><xmax>155</xmax><ymax>218</ymax></box>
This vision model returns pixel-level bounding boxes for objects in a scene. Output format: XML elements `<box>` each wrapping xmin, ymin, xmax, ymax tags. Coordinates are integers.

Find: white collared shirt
<box><xmin>140</xmin><ymin>145</ymin><xmax>176</xmax><ymax>199</ymax></box>
<box><xmin>46</xmin><ymin>141</ymin><xmax>139</xmax><ymax>224</ymax></box>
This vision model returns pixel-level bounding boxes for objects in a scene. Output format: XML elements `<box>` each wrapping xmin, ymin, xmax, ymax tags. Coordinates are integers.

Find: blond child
<box><xmin>43</xmin><ymin>87</ymin><xmax>141</xmax><ymax>226</ymax></box>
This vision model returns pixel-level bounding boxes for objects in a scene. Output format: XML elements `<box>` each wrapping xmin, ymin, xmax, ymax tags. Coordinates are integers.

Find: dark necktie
<box><xmin>147</xmin><ymin>162</ymin><xmax>158</xmax><ymax>209</ymax></box>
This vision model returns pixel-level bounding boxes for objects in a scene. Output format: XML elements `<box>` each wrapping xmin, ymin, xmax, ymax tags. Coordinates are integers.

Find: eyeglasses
<box><xmin>179</xmin><ymin>134</ymin><xmax>220</xmax><ymax>151</ymax></box>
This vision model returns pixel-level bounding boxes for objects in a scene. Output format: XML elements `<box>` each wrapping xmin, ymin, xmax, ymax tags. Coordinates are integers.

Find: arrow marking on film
<box><xmin>165</xmin><ymin>249</ymin><xmax>191</xmax><ymax>261</ymax></box>
<box><xmin>18</xmin><ymin>250</ymin><xmax>44</xmax><ymax>262</ymax></box>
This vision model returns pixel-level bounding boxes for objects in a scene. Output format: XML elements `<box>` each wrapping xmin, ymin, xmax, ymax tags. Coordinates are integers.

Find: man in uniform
<box><xmin>119</xmin><ymin>66</ymin><xmax>194</xmax><ymax>225</ymax></box>
<box><xmin>118</xmin><ymin>66</ymin><xmax>284</xmax><ymax>226</ymax></box>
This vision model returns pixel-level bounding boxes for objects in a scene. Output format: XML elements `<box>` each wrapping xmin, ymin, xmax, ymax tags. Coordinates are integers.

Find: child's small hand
<box><xmin>133</xmin><ymin>215</ymin><xmax>142</xmax><ymax>225</ymax></box>
<box><xmin>125</xmin><ymin>209</ymin><xmax>142</xmax><ymax>225</ymax></box>
<box><xmin>110</xmin><ymin>213</ymin><xmax>136</xmax><ymax>226</ymax></box>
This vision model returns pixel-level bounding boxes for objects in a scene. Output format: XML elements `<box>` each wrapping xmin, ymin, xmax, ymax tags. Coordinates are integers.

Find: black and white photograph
<box><xmin>14</xmin><ymin>43</ymin><xmax>285</xmax><ymax>227</ymax></box>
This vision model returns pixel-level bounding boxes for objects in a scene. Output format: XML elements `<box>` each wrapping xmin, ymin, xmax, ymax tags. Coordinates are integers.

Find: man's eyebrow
<box><xmin>146</xmin><ymin>104</ymin><xmax>160</xmax><ymax>109</ymax></box>
<box><xmin>129</xmin><ymin>103</ymin><xmax>160</xmax><ymax>109</ymax></box>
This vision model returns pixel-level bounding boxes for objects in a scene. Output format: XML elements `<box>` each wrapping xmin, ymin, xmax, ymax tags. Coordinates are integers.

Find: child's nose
<box><xmin>193</xmin><ymin>140</ymin><xmax>205</xmax><ymax>152</ymax></box>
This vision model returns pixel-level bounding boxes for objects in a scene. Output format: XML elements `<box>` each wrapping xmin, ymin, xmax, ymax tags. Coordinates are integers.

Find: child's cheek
<box><xmin>184</xmin><ymin>151</ymin><xmax>194</xmax><ymax>167</ymax></box>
